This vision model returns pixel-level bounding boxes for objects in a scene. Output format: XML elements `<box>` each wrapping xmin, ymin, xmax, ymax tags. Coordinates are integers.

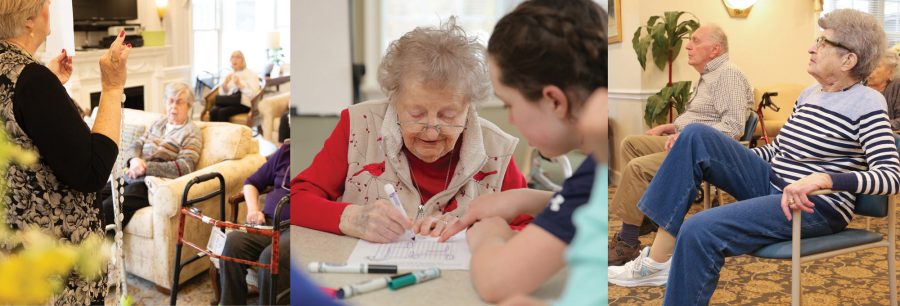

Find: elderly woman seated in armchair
<box><xmin>292</xmin><ymin>17</ymin><xmax>532</xmax><ymax>242</ymax></box>
<box><xmin>98</xmin><ymin>82</ymin><xmax>203</xmax><ymax>228</ymax></box>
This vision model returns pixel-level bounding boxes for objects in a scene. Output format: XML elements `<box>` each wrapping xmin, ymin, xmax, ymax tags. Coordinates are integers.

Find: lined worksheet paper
<box><xmin>346</xmin><ymin>231</ymin><xmax>471</xmax><ymax>270</ymax></box>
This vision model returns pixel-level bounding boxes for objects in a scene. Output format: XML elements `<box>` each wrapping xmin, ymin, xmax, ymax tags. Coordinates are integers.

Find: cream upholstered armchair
<box><xmin>752</xmin><ymin>84</ymin><xmax>805</xmax><ymax>141</ymax></box>
<box><xmin>93</xmin><ymin>108</ymin><xmax>266</xmax><ymax>291</ymax></box>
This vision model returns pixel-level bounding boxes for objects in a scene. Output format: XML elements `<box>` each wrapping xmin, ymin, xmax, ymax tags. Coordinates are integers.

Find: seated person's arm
<box><xmin>243</xmin><ymin>145</ymin><xmax>286</xmax><ymax>225</ymax></box>
<box><xmin>829</xmin><ymin>116</ymin><xmax>900</xmax><ymax>195</ymax></box>
<box><xmin>243</xmin><ymin>184</ymin><xmax>264</xmax><ymax>224</ymax></box>
<box><xmin>144</xmin><ymin>126</ymin><xmax>202</xmax><ymax>178</ymax></box>
<box><xmin>292</xmin><ymin>109</ymin><xmax>354</xmax><ymax>233</ymax></box>
<box><xmin>12</xmin><ymin>63</ymin><xmax>118</xmax><ymax>192</ymax></box>
<box><xmin>439</xmin><ymin>188</ymin><xmax>552</xmax><ymax>242</ymax></box>
<box><xmin>468</xmin><ymin>218</ymin><xmax>566</xmax><ymax>303</ymax></box>
<box><xmin>500</xmin><ymin>157</ymin><xmax>539</xmax><ymax>226</ymax></box>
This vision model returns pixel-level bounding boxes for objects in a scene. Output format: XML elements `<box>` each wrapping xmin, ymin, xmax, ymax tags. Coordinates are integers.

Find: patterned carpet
<box><xmin>608</xmin><ymin>186</ymin><xmax>897</xmax><ymax>305</ymax></box>
<box><xmin>104</xmin><ymin>272</ymin><xmax>225</xmax><ymax>306</ymax></box>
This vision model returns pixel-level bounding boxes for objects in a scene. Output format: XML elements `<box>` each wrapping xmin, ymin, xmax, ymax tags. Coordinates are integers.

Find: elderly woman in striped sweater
<box><xmin>607</xmin><ymin>9</ymin><xmax>900</xmax><ymax>305</ymax></box>
<box><xmin>97</xmin><ymin>82</ymin><xmax>203</xmax><ymax>229</ymax></box>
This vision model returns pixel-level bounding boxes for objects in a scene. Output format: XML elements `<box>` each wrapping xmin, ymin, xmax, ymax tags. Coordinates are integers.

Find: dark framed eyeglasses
<box><xmin>816</xmin><ymin>36</ymin><xmax>853</xmax><ymax>54</ymax></box>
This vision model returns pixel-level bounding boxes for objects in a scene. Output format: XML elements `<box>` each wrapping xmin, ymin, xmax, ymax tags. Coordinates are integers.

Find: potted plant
<box><xmin>632</xmin><ymin>11</ymin><xmax>699</xmax><ymax>127</ymax></box>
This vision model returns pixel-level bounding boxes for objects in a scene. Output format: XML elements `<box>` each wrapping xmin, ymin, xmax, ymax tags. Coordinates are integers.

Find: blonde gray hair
<box><xmin>165</xmin><ymin>82</ymin><xmax>195</xmax><ymax>108</ymax></box>
<box><xmin>880</xmin><ymin>50</ymin><xmax>900</xmax><ymax>80</ymax></box>
<box><xmin>0</xmin><ymin>0</ymin><xmax>45</xmax><ymax>40</ymax></box>
<box><xmin>231</xmin><ymin>50</ymin><xmax>247</xmax><ymax>71</ymax></box>
<box><xmin>703</xmin><ymin>23</ymin><xmax>729</xmax><ymax>54</ymax></box>
<box><xmin>378</xmin><ymin>17</ymin><xmax>490</xmax><ymax>104</ymax></box>
<box><xmin>819</xmin><ymin>9</ymin><xmax>886</xmax><ymax>80</ymax></box>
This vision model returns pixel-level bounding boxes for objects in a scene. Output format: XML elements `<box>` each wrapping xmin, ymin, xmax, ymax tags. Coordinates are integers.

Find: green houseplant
<box><xmin>632</xmin><ymin>11</ymin><xmax>699</xmax><ymax>127</ymax></box>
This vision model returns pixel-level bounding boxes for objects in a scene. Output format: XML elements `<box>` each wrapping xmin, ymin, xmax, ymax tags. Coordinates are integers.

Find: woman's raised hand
<box><xmin>99</xmin><ymin>31</ymin><xmax>131</xmax><ymax>92</ymax></box>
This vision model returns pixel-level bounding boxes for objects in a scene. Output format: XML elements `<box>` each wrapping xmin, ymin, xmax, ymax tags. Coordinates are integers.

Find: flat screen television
<box><xmin>73</xmin><ymin>0</ymin><xmax>138</xmax><ymax>22</ymax></box>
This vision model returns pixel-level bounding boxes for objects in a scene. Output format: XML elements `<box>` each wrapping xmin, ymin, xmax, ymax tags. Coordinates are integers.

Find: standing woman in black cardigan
<box><xmin>0</xmin><ymin>0</ymin><xmax>130</xmax><ymax>304</ymax></box>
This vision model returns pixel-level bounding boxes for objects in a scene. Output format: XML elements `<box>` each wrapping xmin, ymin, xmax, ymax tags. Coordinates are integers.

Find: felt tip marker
<box><xmin>307</xmin><ymin>262</ymin><xmax>398</xmax><ymax>274</ymax></box>
<box><xmin>388</xmin><ymin>267</ymin><xmax>441</xmax><ymax>290</ymax></box>
<box><xmin>335</xmin><ymin>272</ymin><xmax>413</xmax><ymax>299</ymax></box>
<box><xmin>384</xmin><ymin>184</ymin><xmax>416</xmax><ymax>241</ymax></box>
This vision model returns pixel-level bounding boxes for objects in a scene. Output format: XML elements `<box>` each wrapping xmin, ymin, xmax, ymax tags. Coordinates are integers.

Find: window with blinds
<box><xmin>823</xmin><ymin>0</ymin><xmax>900</xmax><ymax>47</ymax></box>
<box><xmin>379</xmin><ymin>0</ymin><xmax>522</xmax><ymax>56</ymax></box>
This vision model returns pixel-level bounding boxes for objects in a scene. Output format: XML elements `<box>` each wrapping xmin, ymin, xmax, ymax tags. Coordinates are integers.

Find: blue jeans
<box><xmin>637</xmin><ymin>124</ymin><xmax>836</xmax><ymax>305</ymax></box>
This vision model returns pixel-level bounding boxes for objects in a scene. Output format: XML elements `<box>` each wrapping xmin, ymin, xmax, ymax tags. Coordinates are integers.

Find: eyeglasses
<box><xmin>397</xmin><ymin>121</ymin><xmax>466</xmax><ymax>134</ymax></box>
<box><xmin>816</xmin><ymin>36</ymin><xmax>853</xmax><ymax>53</ymax></box>
<box><xmin>166</xmin><ymin>97</ymin><xmax>190</xmax><ymax>106</ymax></box>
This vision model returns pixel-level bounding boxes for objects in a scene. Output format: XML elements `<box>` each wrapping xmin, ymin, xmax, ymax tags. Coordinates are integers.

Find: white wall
<box><xmin>609</xmin><ymin>0</ymin><xmax>819</xmax><ymax>181</ymax></box>
<box><xmin>293</xmin><ymin>0</ymin><xmax>354</xmax><ymax>115</ymax></box>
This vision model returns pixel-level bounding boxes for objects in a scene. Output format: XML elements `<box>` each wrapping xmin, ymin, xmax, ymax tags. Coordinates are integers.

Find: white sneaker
<box><xmin>608</xmin><ymin>246</ymin><xmax>670</xmax><ymax>287</ymax></box>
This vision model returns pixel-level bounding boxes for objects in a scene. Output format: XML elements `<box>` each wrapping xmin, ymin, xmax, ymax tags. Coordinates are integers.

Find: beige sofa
<box><xmin>96</xmin><ymin>108</ymin><xmax>266</xmax><ymax>291</ymax></box>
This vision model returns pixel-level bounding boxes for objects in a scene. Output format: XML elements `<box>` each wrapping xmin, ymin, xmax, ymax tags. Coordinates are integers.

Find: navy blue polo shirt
<box><xmin>531</xmin><ymin>155</ymin><xmax>596</xmax><ymax>244</ymax></box>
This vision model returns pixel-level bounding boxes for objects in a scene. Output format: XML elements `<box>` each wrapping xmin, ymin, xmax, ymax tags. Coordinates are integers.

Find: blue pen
<box><xmin>384</xmin><ymin>184</ymin><xmax>415</xmax><ymax>241</ymax></box>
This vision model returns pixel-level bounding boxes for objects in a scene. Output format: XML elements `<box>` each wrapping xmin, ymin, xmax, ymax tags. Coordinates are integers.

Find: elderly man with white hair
<box><xmin>609</xmin><ymin>23</ymin><xmax>754</xmax><ymax>266</ymax></box>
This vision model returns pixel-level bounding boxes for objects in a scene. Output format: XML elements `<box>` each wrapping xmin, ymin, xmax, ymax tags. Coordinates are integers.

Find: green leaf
<box><xmin>671</xmin><ymin>81</ymin><xmax>692</xmax><ymax>114</ymax></box>
<box><xmin>644</xmin><ymin>94</ymin><xmax>666</xmax><ymax>127</ymax></box>
<box><xmin>647</xmin><ymin>15</ymin><xmax>661</xmax><ymax>28</ymax></box>
<box><xmin>632</xmin><ymin>27</ymin><xmax>648</xmax><ymax>70</ymax></box>
<box><xmin>671</xmin><ymin>39</ymin><xmax>684</xmax><ymax>65</ymax></box>
<box><xmin>650</xmin><ymin>24</ymin><xmax>669</xmax><ymax>71</ymax></box>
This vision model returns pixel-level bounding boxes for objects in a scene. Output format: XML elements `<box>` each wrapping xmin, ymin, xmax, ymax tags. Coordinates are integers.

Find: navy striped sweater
<box><xmin>752</xmin><ymin>83</ymin><xmax>900</xmax><ymax>228</ymax></box>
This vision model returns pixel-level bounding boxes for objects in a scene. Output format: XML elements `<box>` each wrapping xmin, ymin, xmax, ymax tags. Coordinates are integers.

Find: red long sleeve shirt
<box><xmin>291</xmin><ymin>109</ymin><xmax>532</xmax><ymax>233</ymax></box>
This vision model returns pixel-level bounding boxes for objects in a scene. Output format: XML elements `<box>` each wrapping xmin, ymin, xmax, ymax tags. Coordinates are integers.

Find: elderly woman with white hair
<box><xmin>210</xmin><ymin>50</ymin><xmax>260</xmax><ymax>122</ymax></box>
<box><xmin>292</xmin><ymin>18</ymin><xmax>532</xmax><ymax>243</ymax></box>
<box><xmin>608</xmin><ymin>9</ymin><xmax>900</xmax><ymax>305</ymax></box>
<box><xmin>97</xmin><ymin>82</ymin><xmax>203</xmax><ymax>230</ymax></box>
<box><xmin>867</xmin><ymin>51</ymin><xmax>900</xmax><ymax>129</ymax></box>
<box><xmin>0</xmin><ymin>0</ymin><xmax>129</xmax><ymax>304</ymax></box>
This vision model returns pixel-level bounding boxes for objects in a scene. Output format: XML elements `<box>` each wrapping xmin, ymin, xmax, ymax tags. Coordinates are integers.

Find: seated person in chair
<box><xmin>609</xmin><ymin>23</ymin><xmax>754</xmax><ymax>266</ymax></box>
<box><xmin>210</xmin><ymin>50</ymin><xmax>260</xmax><ymax>122</ymax></box>
<box><xmin>607</xmin><ymin>9</ymin><xmax>900</xmax><ymax>305</ymax></box>
<box><xmin>98</xmin><ymin>82</ymin><xmax>203</xmax><ymax>228</ymax></box>
<box><xmin>220</xmin><ymin>140</ymin><xmax>290</xmax><ymax>305</ymax></box>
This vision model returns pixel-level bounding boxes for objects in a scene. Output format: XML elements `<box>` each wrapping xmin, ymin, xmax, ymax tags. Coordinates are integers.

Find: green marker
<box><xmin>388</xmin><ymin>267</ymin><xmax>441</xmax><ymax>290</ymax></box>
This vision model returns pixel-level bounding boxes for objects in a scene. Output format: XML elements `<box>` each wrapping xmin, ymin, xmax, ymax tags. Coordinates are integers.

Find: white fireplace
<box><xmin>64</xmin><ymin>46</ymin><xmax>180</xmax><ymax>114</ymax></box>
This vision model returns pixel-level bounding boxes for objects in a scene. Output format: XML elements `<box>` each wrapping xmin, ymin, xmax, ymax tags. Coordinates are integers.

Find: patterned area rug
<box><xmin>103</xmin><ymin>272</ymin><xmax>263</xmax><ymax>306</ymax></box>
<box><xmin>608</xmin><ymin>186</ymin><xmax>897</xmax><ymax>305</ymax></box>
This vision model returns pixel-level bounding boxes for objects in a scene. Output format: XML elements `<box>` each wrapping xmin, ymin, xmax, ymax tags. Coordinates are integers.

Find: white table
<box><xmin>293</xmin><ymin>226</ymin><xmax>568</xmax><ymax>305</ymax></box>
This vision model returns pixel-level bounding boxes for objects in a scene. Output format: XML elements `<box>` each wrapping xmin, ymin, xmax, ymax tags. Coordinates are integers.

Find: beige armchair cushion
<box><xmin>194</xmin><ymin>121</ymin><xmax>256</xmax><ymax>169</ymax></box>
<box><xmin>258</xmin><ymin>91</ymin><xmax>290</xmax><ymax>143</ymax></box>
<box><xmin>752</xmin><ymin>84</ymin><xmax>806</xmax><ymax>139</ymax></box>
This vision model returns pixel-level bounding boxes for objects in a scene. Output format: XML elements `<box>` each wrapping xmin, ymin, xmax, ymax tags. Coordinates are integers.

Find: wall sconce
<box><xmin>155</xmin><ymin>0</ymin><xmax>169</xmax><ymax>22</ymax></box>
<box><xmin>722</xmin><ymin>0</ymin><xmax>758</xmax><ymax>18</ymax></box>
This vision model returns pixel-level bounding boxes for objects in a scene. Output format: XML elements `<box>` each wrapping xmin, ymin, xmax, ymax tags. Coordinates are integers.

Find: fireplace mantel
<box><xmin>65</xmin><ymin>46</ymin><xmax>171</xmax><ymax>114</ymax></box>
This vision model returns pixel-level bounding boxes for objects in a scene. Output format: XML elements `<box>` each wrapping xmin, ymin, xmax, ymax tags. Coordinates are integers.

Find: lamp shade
<box><xmin>155</xmin><ymin>0</ymin><xmax>168</xmax><ymax>20</ymax></box>
<box><xmin>722</xmin><ymin>0</ymin><xmax>757</xmax><ymax>17</ymax></box>
<box><xmin>723</xmin><ymin>0</ymin><xmax>757</xmax><ymax>9</ymax></box>
<box><xmin>268</xmin><ymin>32</ymin><xmax>281</xmax><ymax>49</ymax></box>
